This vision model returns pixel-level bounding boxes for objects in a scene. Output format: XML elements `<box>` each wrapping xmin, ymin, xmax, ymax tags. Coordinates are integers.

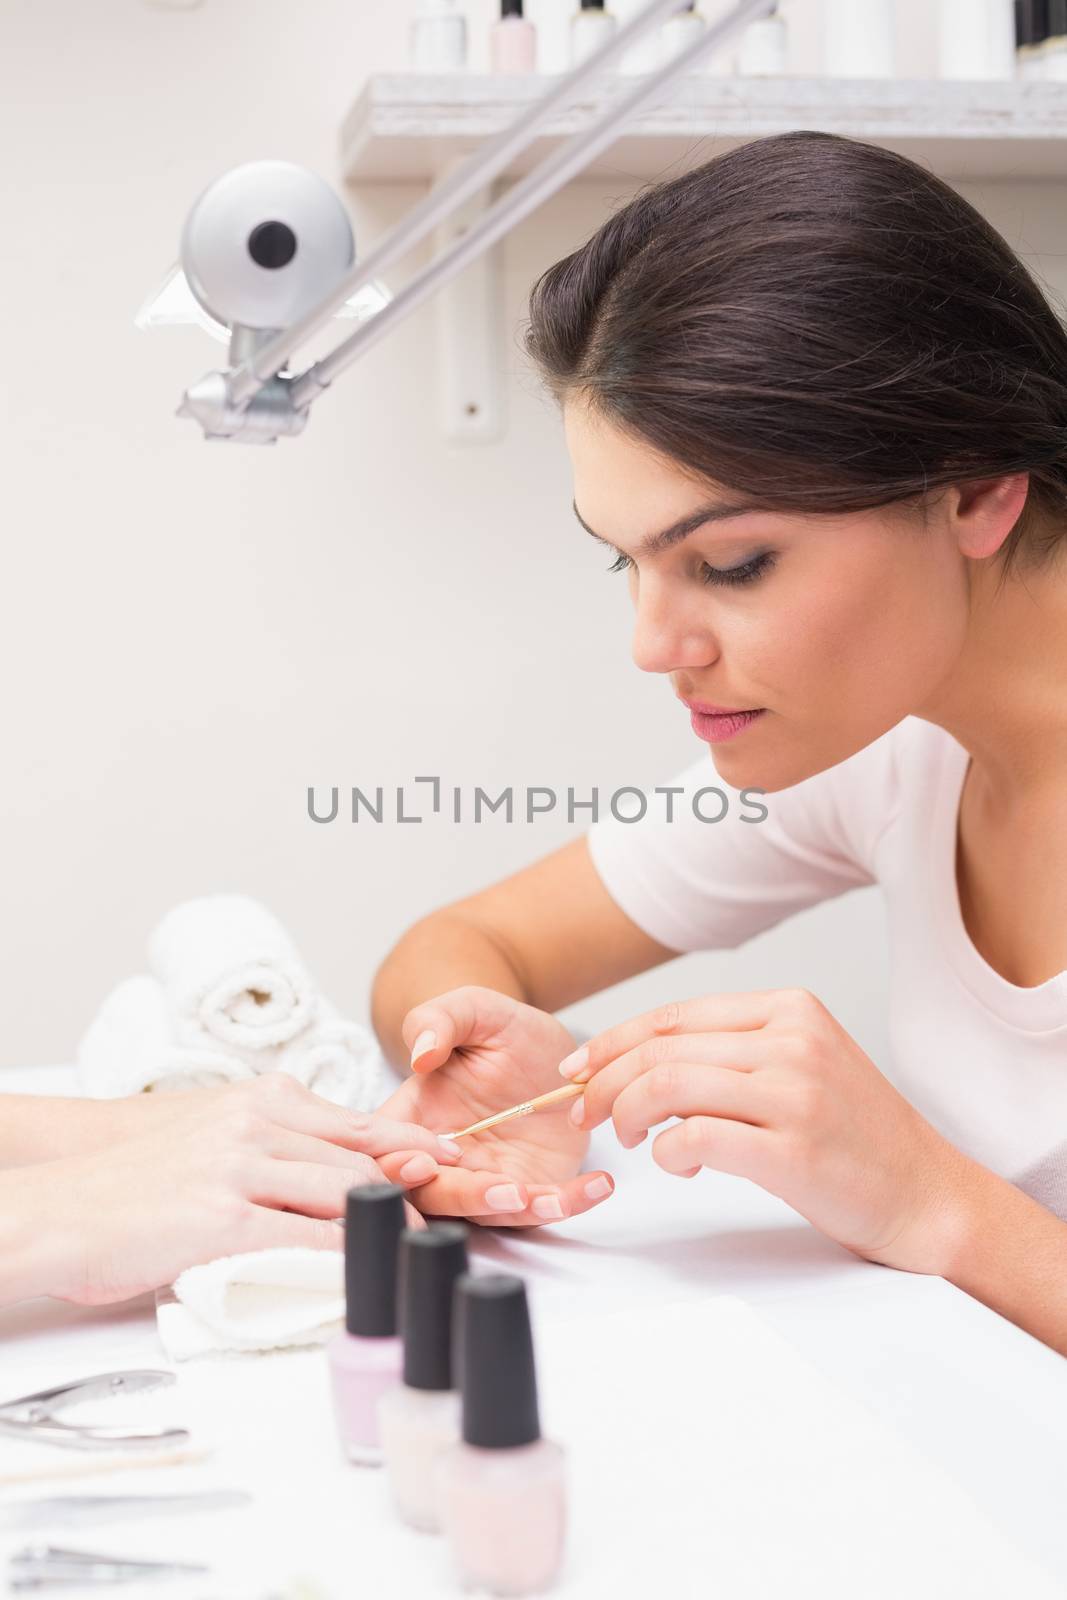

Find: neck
<box><xmin>915</xmin><ymin>544</ymin><xmax>1067</xmax><ymax>812</ymax></box>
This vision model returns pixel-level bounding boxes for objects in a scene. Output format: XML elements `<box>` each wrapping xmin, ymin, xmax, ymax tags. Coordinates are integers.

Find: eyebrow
<box><xmin>572</xmin><ymin>498</ymin><xmax>765</xmax><ymax>559</ymax></box>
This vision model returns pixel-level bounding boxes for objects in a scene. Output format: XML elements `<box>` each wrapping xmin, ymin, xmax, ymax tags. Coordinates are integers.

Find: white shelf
<box><xmin>341</xmin><ymin>74</ymin><xmax>1067</xmax><ymax>185</ymax></box>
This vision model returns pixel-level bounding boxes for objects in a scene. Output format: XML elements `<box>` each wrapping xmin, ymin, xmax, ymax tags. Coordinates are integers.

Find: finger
<box><xmin>578</xmin><ymin>1032</ymin><xmax>768</xmax><ymax>1132</ymax></box>
<box><xmin>244</xmin><ymin>1156</ymin><xmax>383</xmax><ymax>1220</ymax></box>
<box><xmin>609</xmin><ymin>1062</ymin><xmax>769</xmax><ymax>1149</ymax></box>
<box><xmin>266</xmin><ymin>1129</ymin><xmax>451</xmax><ymax>1178</ymax></box>
<box><xmin>652</xmin><ymin>1116</ymin><xmax>776</xmax><ymax>1182</ymax></box>
<box><xmin>398</xmin><ymin>1165</ymin><xmax>531</xmax><ymax>1219</ymax></box>
<box><xmin>241</xmin><ymin>1208</ymin><xmax>346</xmax><ymax>1253</ymax></box>
<box><xmin>378</xmin><ymin>1149</ymin><xmax>447</xmax><ymax>1189</ymax></box>
<box><xmin>256</xmin><ymin>1079</ymin><xmax>461</xmax><ymax>1162</ymax></box>
<box><xmin>557</xmin><ymin>993</ymin><xmax>780</xmax><ymax>1084</ymax></box>
<box><xmin>402</xmin><ymin>986</ymin><xmax>525</xmax><ymax>1074</ymax></box>
<box><xmin>464</xmin><ymin>1172</ymin><xmax>616</xmax><ymax>1229</ymax></box>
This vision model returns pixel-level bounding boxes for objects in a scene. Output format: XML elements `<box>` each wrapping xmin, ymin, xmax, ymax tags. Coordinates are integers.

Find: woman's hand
<box><xmin>560</xmin><ymin>988</ymin><xmax>975</xmax><ymax>1274</ymax></box>
<box><xmin>2</xmin><ymin>1075</ymin><xmax>462</xmax><ymax>1307</ymax></box>
<box><xmin>379</xmin><ymin>986</ymin><xmax>615</xmax><ymax>1229</ymax></box>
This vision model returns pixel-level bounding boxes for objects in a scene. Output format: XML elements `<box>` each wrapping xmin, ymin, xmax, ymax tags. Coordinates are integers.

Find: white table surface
<box><xmin>2</xmin><ymin>1066</ymin><xmax>1067</xmax><ymax>1598</ymax></box>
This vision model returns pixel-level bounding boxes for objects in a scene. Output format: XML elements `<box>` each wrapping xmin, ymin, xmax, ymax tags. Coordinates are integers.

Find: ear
<box><xmin>952</xmin><ymin>473</ymin><xmax>1030</xmax><ymax>560</ymax></box>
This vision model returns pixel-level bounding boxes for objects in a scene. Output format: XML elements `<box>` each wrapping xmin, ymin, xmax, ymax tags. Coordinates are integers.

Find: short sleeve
<box><xmin>586</xmin><ymin>725</ymin><xmax>904</xmax><ymax>955</ymax></box>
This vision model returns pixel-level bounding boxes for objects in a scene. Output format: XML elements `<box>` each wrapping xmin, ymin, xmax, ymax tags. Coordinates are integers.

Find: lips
<box><xmin>683</xmin><ymin>699</ymin><xmax>763</xmax><ymax>716</ymax></box>
<box><xmin>683</xmin><ymin>701</ymin><xmax>767</xmax><ymax>745</ymax></box>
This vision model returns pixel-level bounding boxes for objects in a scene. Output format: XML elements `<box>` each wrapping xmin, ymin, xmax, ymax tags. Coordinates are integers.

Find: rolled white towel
<box><xmin>149</xmin><ymin>894</ymin><xmax>316</xmax><ymax>1053</ymax></box>
<box><xmin>280</xmin><ymin>1000</ymin><xmax>394</xmax><ymax>1109</ymax></box>
<box><xmin>78</xmin><ymin>975</ymin><xmax>394</xmax><ymax>1107</ymax></box>
<box><xmin>78</xmin><ymin>974</ymin><xmax>255</xmax><ymax>1098</ymax></box>
<box><xmin>156</xmin><ymin>1247</ymin><xmax>345</xmax><ymax>1361</ymax></box>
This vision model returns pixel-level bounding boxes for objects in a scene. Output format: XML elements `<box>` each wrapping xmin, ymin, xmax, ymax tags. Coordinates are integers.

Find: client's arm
<box><xmin>0</xmin><ymin>1075</ymin><xmax>462</xmax><ymax>1308</ymax></box>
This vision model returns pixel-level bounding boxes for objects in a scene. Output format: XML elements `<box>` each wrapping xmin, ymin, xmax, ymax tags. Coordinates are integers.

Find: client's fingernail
<box><xmin>558</xmin><ymin>1045</ymin><xmax>588</xmax><ymax>1080</ymax></box>
<box><xmin>437</xmin><ymin>1137</ymin><xmax>463</xmax><ymax>1158</ymax></box>
<box><xmin>584</xmin><ymin>1176</ymin><xmax>612</xmax><ymax>1200</ymax></box>
<box><xmin>569</xmin><ymin>1095</ymin><xmax>586</xmax><ymax>1127</ymax></box>
<box><xmin>399</xmin><ymin>1153</ymin><xmax>436</xmax><ymax>1183</ymax></box>
<box><xmin>410</xmin><ymin>1030</ymin><xmax>437</xmax><ymax>1068</ymax></box>
<box><xmin>484</xmin><ymin>1184</ymin><xmax>524</xmax><ymax>1212</ymax></box>
<box><xmin>532</xmin><ymin>1194</ymin><xmax>565</xmax><ymax>1221</ymax></box>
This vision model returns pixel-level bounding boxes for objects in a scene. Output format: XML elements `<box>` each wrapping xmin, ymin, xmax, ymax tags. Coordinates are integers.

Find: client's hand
<box><xmin>2</xmin><ymin>1075</ymin><xmax>461</xmax><ymax>1307</ymax></box>
<box><xmin>379</xmin><ymin>986</ymin><xmax>615</xmax><ymax>1228</ymax></box>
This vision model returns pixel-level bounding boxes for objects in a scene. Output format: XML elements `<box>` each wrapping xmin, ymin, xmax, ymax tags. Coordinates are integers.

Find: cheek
<box><xmin>782</xmin><ymin>544</ymin><xmax>967</xmax><ymax>717</ymax></box>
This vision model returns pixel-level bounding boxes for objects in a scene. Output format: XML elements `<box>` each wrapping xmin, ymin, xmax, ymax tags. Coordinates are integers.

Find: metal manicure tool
<box><xmin>7</xmin><ymin>1544</ymin><xmax>209</xmax><ymax>1589</ymax></box>
<box><xmin>0</xmin><ymin>1372</ymin><xmax>189</xmax><ymax>1451</ymax></box>
<box><xmin>0</xmin><ymin>1490</ymin><xmax>251</xmax><ymax>1532</ymax></box>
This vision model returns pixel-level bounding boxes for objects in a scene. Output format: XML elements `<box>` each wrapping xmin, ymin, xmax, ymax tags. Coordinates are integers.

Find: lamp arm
<box><xmin>227</xmin><ymin>0</ymin><xmax>775</xmax><ymax>415</ymax></box>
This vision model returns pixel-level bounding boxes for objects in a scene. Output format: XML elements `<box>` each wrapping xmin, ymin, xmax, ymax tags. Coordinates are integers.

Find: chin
<box><xmin>707</xmin><ymin>740</ymin><xmax>816</xmax><ymax>795</ymax></box>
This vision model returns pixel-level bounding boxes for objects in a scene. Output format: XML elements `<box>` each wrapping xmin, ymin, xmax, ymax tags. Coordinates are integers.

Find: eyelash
<box><xmin>607</xmin><ymin>551</ymin><xmax>777</xmax><ymax>588</ymax></box>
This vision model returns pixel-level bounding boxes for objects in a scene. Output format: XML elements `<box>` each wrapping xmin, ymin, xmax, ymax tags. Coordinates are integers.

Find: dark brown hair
<box><xmin>526</xmin><ymin>130</ymin><xmax>1067</xmax><ymax>573</ymax></box>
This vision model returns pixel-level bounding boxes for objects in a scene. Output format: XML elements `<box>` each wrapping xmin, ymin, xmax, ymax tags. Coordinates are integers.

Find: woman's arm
<box><xmin>371</xmin><ymin>837</ymin><xmax>677</xmax><ymax>1072</ymax></box>
<box><xmin>0</xmin><ymin>1096</ymin><xmax>134</xmax><ymax>1170</ymax></box>
<box><xmin>0</xmin><ymin>1077</ymin><xmax>462</xmax><ymax>1308</ymax></box>
<box><xmin>943</xmin><ymin>1165</ymin><xmax>1067</xmax><ymax>1357</ymax></box>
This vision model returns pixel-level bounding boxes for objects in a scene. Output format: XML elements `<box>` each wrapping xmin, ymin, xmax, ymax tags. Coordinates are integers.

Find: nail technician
<box><xmin>372</xmin><ymin>131</ymin><xmax>1067</xmax><ymax>1357</ymax></box>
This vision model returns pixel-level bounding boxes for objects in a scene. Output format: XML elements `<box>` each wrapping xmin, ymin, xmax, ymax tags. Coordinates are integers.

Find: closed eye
<box><xmin>608</xmin><ymin>550</ymin><xmax>777</xmax><ymax>588</ymax></box>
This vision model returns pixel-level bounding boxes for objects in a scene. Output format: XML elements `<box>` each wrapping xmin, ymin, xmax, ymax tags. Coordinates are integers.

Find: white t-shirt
<box><xmin>586</xmin><ymin>715</ymin><xmax>1067</xmax><ymax>1220</ymax></box>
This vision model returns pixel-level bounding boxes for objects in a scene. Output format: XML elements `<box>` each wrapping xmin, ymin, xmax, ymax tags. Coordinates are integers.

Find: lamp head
<box><xmin>180</xmin><ymin>159</ymin><xmax>355</xmax><ymax>334</ymax></box>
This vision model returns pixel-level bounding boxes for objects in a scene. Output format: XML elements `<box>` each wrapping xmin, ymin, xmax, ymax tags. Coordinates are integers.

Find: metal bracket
<box><xmin>434</xmin><ymin>169</ymin><xmax>504</xmax><ymax>445</ymax></box>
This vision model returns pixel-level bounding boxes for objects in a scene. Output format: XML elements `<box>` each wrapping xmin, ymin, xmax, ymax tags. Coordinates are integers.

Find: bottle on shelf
<box><xmin>490</xmin><ymin>0</ymin><xmax>538</xmax><ymax>73</ymax></box>
<box><xmin>571</xmin><ymin>0</ymin><xmax>618</xmax><ymax>67</ymax></box>
<box><xmin>938</xmin><ymin>0</ymin><xmax>1016</xmax><ymax>79</ymax></box>
<box><xmin>409</xmin><ymin>0</ymin><xmax>469</xmax><ymax>73</ymax></box>
<box><xmin>737</xmin><ymin>1</ymin><xmax>787</xmax><ymax>76</ymax></box>
<box><xmin>1015</xmin><ymin>0</ymin><xmax>1049</xmax><ymax>78</ymax></box>
<box><xmin>661</xmin><ymin>3</ymin><xmax>707</xmax><ymax>63</ymax></box>
<box><xmin>1042</xmin><ymin>0</ymin><xmax>1067</xmax><ymax>77</ymax></box>
<box><xmin>821</xmin><ymin>0</ymin><xmax>895</xmax><ymax>78</ymax></box>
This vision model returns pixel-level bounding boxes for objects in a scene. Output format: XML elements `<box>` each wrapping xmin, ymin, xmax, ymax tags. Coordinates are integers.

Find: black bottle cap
<box><xmin>1018</xmin><ymin>0</ymin><xmax>1049</xmax><ymax>44</ymax></box>
<box><xmin>344</xmin><ymin>1184</ymin><xmax>405</xmax><ymax>1338</ymax></box>
<box><xmin>455</xmin><ymin>1274</ymin><xmax>541</xmax><ymax>1450</ymax></box>
<box><xmin>580</xmin><ymin>0</ymin><xmax>606</xmax><ymax>9</ymax></box>
<box><xmin>400</xmin><ymin>1224</ymin><xmax>469</xmax><ymax>1391</ymax></box>
<box><xmin>501</xmin><ymin>0</ymin><xmax>524</xmax><ymax>16</ymax></box>
<box><xmin>1049</xmin><ymin>0</ymin><xmax>1067</xmax><ymax>38</ymax></box>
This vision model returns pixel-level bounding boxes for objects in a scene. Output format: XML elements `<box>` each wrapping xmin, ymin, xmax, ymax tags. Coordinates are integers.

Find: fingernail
<box><xmin>558</xmin><ymin>1045</ymin><xmax>588</xmax><ymax>1080</ymax></box>
<box><xmin>484</xmin><ymin>1183</ymin><xmax>524</xmax><ymax>1212</ymax></box>
<box><xmin>584</xmin><ymin>1176</ymin><xmax>612</xmax><ymax>1200</ymax></box>
<box><xmin>437</xmin><ymin>1137</ymin><xmax>463</xmax><ymax>1158</ymax></box>
<box><xmin>532</xmin><ymin>1194</ymin><xmax>565</xmax><ymax>1221</ymax></box>
<box><xmin>399</xmin><ymin>1153</ymin><xmax>436</xmax><ymax>1183</ymax></box>
<box><xmin>410</xmin><ymin>1030</ymin><xmax>437</xmax><ymax>1068</ymax></box>
<box><xmin>569</xmin><ymin>1095</ymin><xmax>586</xmax><ymax>1127</ymax></box>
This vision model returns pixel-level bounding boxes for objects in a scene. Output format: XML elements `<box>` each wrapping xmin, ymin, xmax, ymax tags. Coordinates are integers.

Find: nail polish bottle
<box><xmin>660</xmin><ymin>3</ymin><xmax>706</xmax><ymax>65</ymax></box>
<box><xmin>410</xmin><ymin>0</ymin><xmax>469</xmax><ymax>73</ymax></box>
<box><xmin>821</xmin><ymin>0</ymin><xmax>896</xmax><ymax>78</ymax></box>
<box><xmin>737</xmin><ymin>1</ymin><xmax>787</xmax><ymax>76</ymax></box>
<box><xmin>570</xmin><ymin>0</ymin><xmax>617</xmax><ymax>67</ymax></box>
<box><xmin>491</xmin><ymin>0</ymin><xmax>538</xmax><ymax>73</ymax></box>
<box><xmin>327</xmin><ymin>1183</ymin><xmax>405</xmax><ymax>1465</ymax></box>
<box><xmin>938</xmin><ymin>0</ymin><xmax>1015</xmax><ymax>78</ymax></box>
<box><xmin>379</xmin><ymin>1223</ymin><xmax>469</xmax><ymax>1532</ymax></box>
<box><xmin>438</xmin><ymin>1275</ymin><xmax>565</xmax><ymax>1597</ymax></box>
<box><xmin>1046</xmin><ymin>0</ymin><xmax>1067</xmax><ymax>77</ymax></box>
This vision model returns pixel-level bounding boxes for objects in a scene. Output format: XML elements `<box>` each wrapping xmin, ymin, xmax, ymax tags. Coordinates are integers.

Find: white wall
<box><xmin>0</xmin><ymin>0</ymin><xmax>1059</xmax><ymax>1073</ymax></box>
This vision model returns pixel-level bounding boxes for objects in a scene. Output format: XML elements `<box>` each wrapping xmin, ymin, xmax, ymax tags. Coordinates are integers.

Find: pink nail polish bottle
<box><xmin>437</xmin><ymin>1275</ymin><xmax>566</xmax><ymax>1596</ymax></box>
<box><xmin>379</xmin><ymin>1222</ymin><xmax>469</xmax><ymax>1532</ymax></box>
<box><xmin>327</xmin><ymin>1183</ymin><xmax>405</xmax><ymax>1465</ymax></box>
<box><xmin>490</xmin><ymin>0</ymin><xmax>538</xmax><ymax>74</ymax></box>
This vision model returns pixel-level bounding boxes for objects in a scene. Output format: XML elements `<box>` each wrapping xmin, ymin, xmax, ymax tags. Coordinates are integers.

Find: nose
<box><xmin>630</xmin><ymin>575</ymin><xmax>719</xmax><ymax>676</ymax></box>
